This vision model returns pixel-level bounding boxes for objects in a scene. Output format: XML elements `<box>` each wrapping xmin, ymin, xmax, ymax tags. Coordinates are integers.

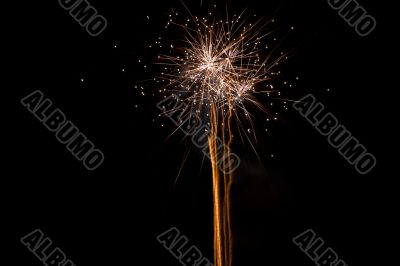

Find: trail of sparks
<box><xmin>208</xmin><ymin>101</ymin><xmax>234</xmax><ymax>266</ymax></box>
<box><xmin>150</xmin><ymin>3</ymin><xmax>290</xmax><ymax>266</ymax></box>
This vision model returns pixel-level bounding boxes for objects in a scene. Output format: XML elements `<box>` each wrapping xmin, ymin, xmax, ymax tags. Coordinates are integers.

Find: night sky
<box><xmin>7</xmin><ymin>0</ymin><xmax>393</xmax><ymax>265</ymax></box>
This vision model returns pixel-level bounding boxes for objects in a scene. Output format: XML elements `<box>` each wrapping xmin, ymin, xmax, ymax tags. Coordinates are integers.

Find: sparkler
<box><xmin>148</xmin><ymin>2</ymin><xmax>290</xmax><ymax>265</ymax></box>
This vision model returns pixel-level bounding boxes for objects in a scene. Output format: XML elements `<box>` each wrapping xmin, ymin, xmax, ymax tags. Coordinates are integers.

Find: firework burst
<box><xmin>157</xmin><ymin>4</ymin><xmax>288</xmax><ymax>139</ymax></box>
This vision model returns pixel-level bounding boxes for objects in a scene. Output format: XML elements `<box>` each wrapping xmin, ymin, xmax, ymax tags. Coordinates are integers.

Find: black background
<box><xmin>7</xmin><ymin>0</ymin><xmax>394</xmax><ymax>265</ymax></box>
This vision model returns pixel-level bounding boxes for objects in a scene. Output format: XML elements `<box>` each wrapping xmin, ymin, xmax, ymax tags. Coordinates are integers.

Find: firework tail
<box><xmin>209</xmin><ymin>102</ymin><xmax>234</xmax><ymax>266</ymax></box>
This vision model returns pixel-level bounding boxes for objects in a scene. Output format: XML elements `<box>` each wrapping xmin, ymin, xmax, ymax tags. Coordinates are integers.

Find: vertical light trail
<box><xmin>209</xmin><ymin>102</ymin><xmax>234</xmax><ymax>266</ymax></box>
<box><xmin>208</xmin><ymin>102</ymin><xmax>224</xmax><ymax>266</ymax></box>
